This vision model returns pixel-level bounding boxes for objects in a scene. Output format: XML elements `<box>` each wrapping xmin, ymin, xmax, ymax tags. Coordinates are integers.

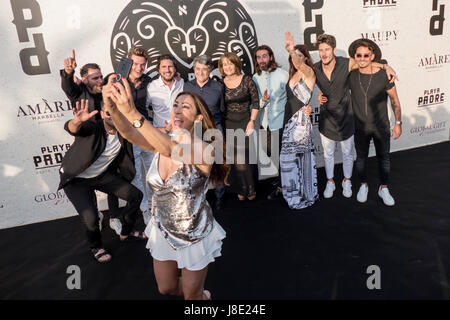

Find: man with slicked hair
<box><xmin>184</xmin><ymin>54</ymin><xmax>226</xmax><ymax>211</ymax></box>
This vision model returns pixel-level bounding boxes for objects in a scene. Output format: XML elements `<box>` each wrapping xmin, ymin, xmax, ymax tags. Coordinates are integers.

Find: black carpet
<box><xmin>1</xmin><ymin>141</ymin><xmax>449</xmax><ymax>300</ymax></box>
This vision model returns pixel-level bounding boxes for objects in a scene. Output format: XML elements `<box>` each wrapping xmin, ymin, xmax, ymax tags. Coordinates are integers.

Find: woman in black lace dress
<box><xmin>218</xmin><ymin>52</ymin><xmax>260</xmax><ymax>200</ymax></box>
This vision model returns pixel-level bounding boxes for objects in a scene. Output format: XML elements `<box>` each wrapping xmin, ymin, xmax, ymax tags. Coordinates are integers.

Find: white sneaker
<box><xmin>142</xmin><ymin>209</ymin><xmax>151</xmax><ymax>225</ymax></box>
<box><xmin>109</xmin><ymin>218</ymin><xmax>122</xmax><ymax>235</ymax></box>
<box><xmin>378</xmin><ymin>187</ymin><xmax>395</xmax><ymax>206</ymax></box>
<box><xmin>323</xmin><ymin>181</ymin><xmax>336</xmax><ymax>198</ymax></box>
<box><xmin>357</xmin><ymin>184</ymin><xmax>369</xmax><ymax>203</ymax></box>
<box><xmin>342</xmin><ymin>179</ymin><xmax>352</xmax><ymax>198</ymax></box>
<box><xmin>98</xmin><ymin>211</ymin><xmax>104</xmax><ymax>231</ymax></box>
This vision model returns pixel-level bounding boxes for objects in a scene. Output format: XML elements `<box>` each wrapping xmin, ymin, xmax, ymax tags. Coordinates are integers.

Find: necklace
<box><xmin>358</xmin><ymin>66</ymin><xmax>373</xmax><ymax>115</ymax></box>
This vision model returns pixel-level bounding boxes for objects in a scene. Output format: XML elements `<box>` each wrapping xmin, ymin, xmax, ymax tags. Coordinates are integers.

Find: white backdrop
<box><xmin>1</xmin><ymin>0</ymin><xmax>449</xmax><ymax>229</ymax></box>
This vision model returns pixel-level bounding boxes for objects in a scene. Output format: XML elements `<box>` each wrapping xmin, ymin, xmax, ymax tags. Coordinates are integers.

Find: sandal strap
<box><xmin>92</xmin><ymin>248</ymin><xmax>110</xmax><ymax>259</ymax></box>
<box><xmin>130</xmin><ymin>231</ymin><xmax>146</xmax><ymax>239</ymax></box>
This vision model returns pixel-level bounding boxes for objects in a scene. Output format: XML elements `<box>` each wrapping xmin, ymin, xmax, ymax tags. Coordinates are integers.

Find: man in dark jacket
<box><xmin>58</xmin><ymin>99</ymin><xmax>144</xmax><ymax>263</ymax></box>
<box><xmin>60</xmin><ymin>50</ymin><xmax>103</xmax><ymax>120</ymax></box>
<box><xmin>104</xmin><ymin>48</ymin><xmax>154</xmax><ymax>233</ymax></box>
<box><xmin>60</xmin><ymin>50</ymin><xmax>125</xmax><ymax>235</ymax></box>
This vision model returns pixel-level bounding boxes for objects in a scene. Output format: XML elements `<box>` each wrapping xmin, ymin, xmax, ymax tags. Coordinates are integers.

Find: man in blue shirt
<box><xmin>184</xmin><ymin>55</ymin><xmax>226</xmax><ymax>211</ymax></box>
<box><xmin>252</xmin><ymin>45</ymin><xmax>289</xmax><ymax>200</ymax></box>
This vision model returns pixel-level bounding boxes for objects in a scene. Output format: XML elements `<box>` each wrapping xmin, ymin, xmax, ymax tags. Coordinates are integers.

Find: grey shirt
<box><xmin>314</xmin><ymin>56</ymin><xmax>355</xmax><ymax>141</ymax></box>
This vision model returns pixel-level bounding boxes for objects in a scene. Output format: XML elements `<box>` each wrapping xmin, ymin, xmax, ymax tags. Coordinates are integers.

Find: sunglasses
<box><xmin>356</xmin><ymin>53</ymin><xmax>371</xmax><ymax>58</ymax></box>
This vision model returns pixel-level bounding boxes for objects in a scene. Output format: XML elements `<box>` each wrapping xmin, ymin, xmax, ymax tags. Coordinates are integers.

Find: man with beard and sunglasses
<box><xmin>314</xmin><ymin>34</ymin><xmax>398</xmax><ymax>200</ymax></box>
<box><xmin>60</xmin><ymin>50</ymin><xmax>104</xmax><ymax>121</ymax></box>
<box><xmin>347</xmin><ymin>39</ymin><xmax>402</xmax><ymax>206</ymax></box>
<box><xmin>58</xmin><ymin>99</ymin><xmax>145</xmax><ymax>263</ymax></box>
<box><xmin>252</xmin><ymin>45</ymin><xmax>288</xmax><ymax>200</ymax></box>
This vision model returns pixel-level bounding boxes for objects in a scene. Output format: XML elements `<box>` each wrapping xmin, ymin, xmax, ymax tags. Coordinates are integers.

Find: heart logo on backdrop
<box><xmin>110</xmin><ymin>0</ymin><xmax>259</xmax><ymax>78</ymax></box>
<box><xmin>165</xmin><ymin>25</ymin><xmax>209</xmax><ymax>69</ymax></box>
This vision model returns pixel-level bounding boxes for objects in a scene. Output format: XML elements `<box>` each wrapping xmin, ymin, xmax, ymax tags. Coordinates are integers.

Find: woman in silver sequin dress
<box><xmin>102</xmin><ymin>77</ymin><xmax>229</xmax><ymax>300</ymax></box>
<box><xmin>279</xmin><ymin>32</ymin><xmax>319</xmax><ymax>209</ymax></box>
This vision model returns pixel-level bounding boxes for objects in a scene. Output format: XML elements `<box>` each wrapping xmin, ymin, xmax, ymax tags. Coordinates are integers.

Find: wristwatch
<box><xmin>132</xmin><ymin>116</ymin><xmax>145</xmax><ymax>128</ymax></box>
<box><xmin>395</xmin><ymin>120</ymin><xmax>402</xmax><ymax>125</ymax></box>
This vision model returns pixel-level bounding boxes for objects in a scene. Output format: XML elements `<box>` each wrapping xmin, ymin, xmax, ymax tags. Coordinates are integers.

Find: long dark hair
<box><xmin>288</xmin><ymin>45</ymin><xmax>314</xmax><ymax>81</ymax></box>
<box><xmin>175</xmin><ymin>91</ymin><xmax>230</xmax><ymax>185</ymax></box>
<box><xmin>254</xmin><ymin>45</ymin><xmax>280</xmax><ymax>75</ymax></box>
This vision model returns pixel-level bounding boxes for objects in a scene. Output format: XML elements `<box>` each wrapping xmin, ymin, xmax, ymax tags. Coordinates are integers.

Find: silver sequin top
<box><xmin>146</xmin><ymin>153</ymin><xmax>214</xmax><ymax>250</ymax></box>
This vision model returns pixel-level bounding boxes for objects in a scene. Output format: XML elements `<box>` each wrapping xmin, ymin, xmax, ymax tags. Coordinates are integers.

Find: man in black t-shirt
<box><xmin>348</xmin><ymin>39</ymin><xmax>402</xmax><ymax>206</ymax></box>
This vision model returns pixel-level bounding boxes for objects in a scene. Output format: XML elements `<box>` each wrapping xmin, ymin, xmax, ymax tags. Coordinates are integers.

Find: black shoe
<box><xmin>267</xmin><ymin>188</ymin><xmax>282</xmax><ymax>200</ymax></box>
<box><xmin>215</xmin><ymin>197</ymin><xmax>224</xmax><ymax>212</ymax></box>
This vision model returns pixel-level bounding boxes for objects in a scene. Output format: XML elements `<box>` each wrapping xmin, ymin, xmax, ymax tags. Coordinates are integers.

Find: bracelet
<box><xmin>395</xmin><ymin>120</ymin><xmax>402</xmax><ymax>125</ymax></box>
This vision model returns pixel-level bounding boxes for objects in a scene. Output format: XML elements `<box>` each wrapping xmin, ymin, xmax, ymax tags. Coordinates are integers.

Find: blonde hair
<box><xmin>127</xmin><ymin>47</ymin><xmax>148</xmax><ymax>60</ymax></box>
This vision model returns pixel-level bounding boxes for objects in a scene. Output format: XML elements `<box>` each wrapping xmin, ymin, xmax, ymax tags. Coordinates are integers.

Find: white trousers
<box><xmin>320</xmin><ymin>133</ymin><xmax>354</xmax><ymax>180</ymax></box>
<box><xmin>131</xmin><ymin>145</ymin><xmax>153</xmax><ymax>212</ymax></box>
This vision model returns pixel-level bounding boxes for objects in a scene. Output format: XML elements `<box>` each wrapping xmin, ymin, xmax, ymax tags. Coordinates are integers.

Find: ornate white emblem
<box><xmin>110</xmin><ymin>0</ymin><xmax>258</xmax><ymax>77</ymax></box>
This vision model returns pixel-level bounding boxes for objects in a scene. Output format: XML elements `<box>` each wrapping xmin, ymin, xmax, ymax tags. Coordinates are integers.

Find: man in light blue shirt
<box><xmin>252</xmin><ymin>45</ymin><xmax>288</xmax><ymax>200</ymax></box>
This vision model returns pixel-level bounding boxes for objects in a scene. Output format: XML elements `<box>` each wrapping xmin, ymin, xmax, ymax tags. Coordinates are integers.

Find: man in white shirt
<box><xmin>146</xmin><ymin>54</ymin><xmax>184</xmax><ymax>129</ymax></box>
<box><xmin>252</xmin><ymin>45</ymin><xmax>289</xmax><ymax>200</ymax></box>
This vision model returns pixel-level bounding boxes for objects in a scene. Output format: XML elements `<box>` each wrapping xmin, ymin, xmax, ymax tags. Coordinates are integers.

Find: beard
<box><xmin>322</xmin><ymin>55</ymin><xmax>335</xmax><ymax>66</ymax></box>
<box><xmin>87</xmin><ymin>83</ymin><xmax>102</xmax><ymax>94</ymax></box>
<box><xmin>103</xmin><ymin>118</ymin><xmax>116</xmax><ymax>131</ymax></box>
<box><xmin>162</xmin><ymin>73</ymin><xmax>175</xmax><ymax>83</ymax></box>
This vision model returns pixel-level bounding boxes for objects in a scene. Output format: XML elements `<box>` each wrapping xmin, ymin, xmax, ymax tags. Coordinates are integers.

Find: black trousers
<box><xmin>354</xmin><ymin>129</ymin><xmax>391</xmax><ymax>185</ymax></box>
<box><xmin>64</xmin><ymin>169</ymin><xmax>143</xmax><ymax>249</ymax></box>
<box><xmin>107</xmin><ymin>195</ymin><xmax>121</xmax><ymax>219</ymax></box>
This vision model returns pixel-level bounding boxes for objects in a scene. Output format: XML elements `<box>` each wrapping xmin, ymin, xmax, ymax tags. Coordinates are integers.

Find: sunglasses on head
<box><xmin>356</xmin><ymin>53</ymin><xmax>371</xmax><ymax>58</ymax></box>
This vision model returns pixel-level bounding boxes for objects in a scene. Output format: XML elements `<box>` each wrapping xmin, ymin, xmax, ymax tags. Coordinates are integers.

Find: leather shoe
<box><xmin>267</xmin><ymin>187</ymin><xmax>282</xmax><ymax>200</ymax></box>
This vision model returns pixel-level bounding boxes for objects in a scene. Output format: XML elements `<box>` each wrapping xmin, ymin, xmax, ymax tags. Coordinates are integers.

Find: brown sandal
<box><xmin>91</xmin><ymin>248</ymin><xmax>112</xmax><ymax>263</ymax></box>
